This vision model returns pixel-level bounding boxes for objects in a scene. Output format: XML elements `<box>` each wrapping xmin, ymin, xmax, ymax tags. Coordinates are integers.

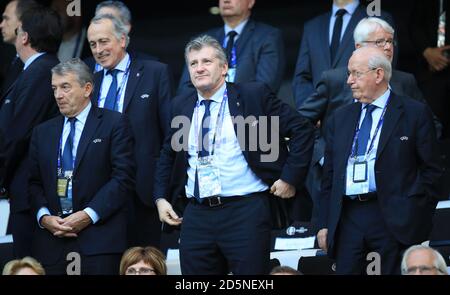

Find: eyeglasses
<box><xmin>362</xmin><ymin>38</ymin><xmax>396</xmax><ymax>48</ymax></box>
<box><xmin>347</xmin><ymin>68</ymin><xmax>376</xmax><ymax>79</ymax></box>
<box><xmin>125</xmin><ymin>267</ymin><xmax>156</xmax><ymax>275</ymax></box>
<box><xmin>405</xmin><ymin>265</ymin><xmax>439</xmax><ymax>275</ymax></box>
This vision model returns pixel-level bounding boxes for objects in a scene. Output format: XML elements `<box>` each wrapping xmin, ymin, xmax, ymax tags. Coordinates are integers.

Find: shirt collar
<box><xmin>23</xmin><ymin>52</ymin><xmax>45</xmax><ymax>70</ymax></box>
<box><xmin>362</xmin><ymin>88</ymin><xmax>391</xmax><ymax>110</ymax></box>
<box><xmin>103</xmin><ymin>52</ymin><xmax>130</xmax><ymax>76</ymax></box>
<box><xmin>332</xmin><ymin>0</ymin><xmax>359</xmax><ymax>17</ymax></box>
<box><xmin>224</xmin><ymin>18</ymin><xmax>249</xmax><ymax>37</ymax></box>
<box><xmin>65</xmin><ymin>101</ymin><xmax>91</xmax><ymax>125</ymax></box>
<box><xmin>197</xmin><ymin>83</ymin><xmax>226</xmax><ymax>105</ymax></box>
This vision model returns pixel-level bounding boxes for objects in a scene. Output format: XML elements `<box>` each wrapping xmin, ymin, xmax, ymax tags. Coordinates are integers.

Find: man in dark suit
<box><xmin>87</xmin><ymin>14</ymin><xmax>173</xmax><ymax>248</ymax></box>
<box><xmin>317</xmin><ymin>47</ymin><xmax>445</xmax><ymax>274</ymax></box>
<box><xmin>154</xmin><ymin>35</ymin><xmax>314</xmax><ymax>275</ymax></box>
<box><xmin>177</xmin><ymin>0</ymin><xmax>285</xmax><ymax>95</ymax></box>
<box><xmin>292</xmin><ymin>0</ymin><xmax>395</xmax><ymax>108</ymax></box>
<box><xmin>0</xmin><ymin>5</ymin><xmax>62</xmax><ymax>258</ymax></box>
<box><xmin>29</xmin><ymin>58</ymin><xmax>135</xmax><ymax>275</ymax></box>
<box><xmin>299</xmin><ymin>17</ymin><xmax>442</xmax><ymax>228</ymax></box>
<box><xmin>0</xmin><ymin>0</ymin><xmax>40</xmax><ymax>99</ymax></box>
<box><xmin>410</xmin><ymin>0</ymin><xmax>450</xmax><ymax>138</ymax></box>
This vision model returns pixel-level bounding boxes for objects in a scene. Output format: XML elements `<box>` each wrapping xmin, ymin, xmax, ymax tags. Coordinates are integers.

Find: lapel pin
<box><xmin>136</xmin><ymin>73</ymin><xmax>140</xmax><ymax>77</ymax></box>
<box><xmin>236</xmin><ymin>102</ymin><xmax>240</xmax><ymax>107</ymax></box>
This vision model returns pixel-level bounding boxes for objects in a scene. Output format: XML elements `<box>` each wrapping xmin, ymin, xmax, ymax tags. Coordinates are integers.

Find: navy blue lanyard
<box><xmin>222</xmin><ymin>37</ymin><xmax>237</xmax><ymax>68</ymax></box>
<box><xmin>97</xmin><ymin>57</ymin><xmax>132</xmax><ymax>110</ymax></box>
<box><xmin>350</xmin><ymin>96</ymin><xmax>390</xmax><ymax>158</ymax></box>
<box><xmin>194</xmin><ymin>89</ymin><xmax>228</xmax><ymax>156</ymax></box>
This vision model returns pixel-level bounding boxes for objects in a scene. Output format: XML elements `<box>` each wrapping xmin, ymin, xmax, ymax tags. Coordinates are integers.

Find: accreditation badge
<box><xmin>57</xmin><ymin>177</ymin><xmax>68</xmax><ymax>197</ymax></box>
<box><xmin>345</xmin><ymin>156</ymin><xmax>369</xmax><ymax>195</ymax></box>
<box><xmin>197</xmin><ymin>155</ymin><xmax>221</xmax><ymax>198</ymax></box>
<box><xmin>226</xmin><ymin>68</ymin><xmax>236</xmax><ymax>83</ymax></box>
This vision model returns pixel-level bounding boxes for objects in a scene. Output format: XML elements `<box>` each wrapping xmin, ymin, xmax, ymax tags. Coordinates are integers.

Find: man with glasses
<box><xmin>298</xmin><ymin>17</ymin><xmax>441</xmax><ymax>230</ymax></box>
<box><xmin>316</xmin><ymin>46</ymin><xmax>445</xmax><ymax>274</ymax></box>
<box><xmin>401</xmin><ymin>245</ymin><xmax>448</xmax><ymax>275</ymax></box>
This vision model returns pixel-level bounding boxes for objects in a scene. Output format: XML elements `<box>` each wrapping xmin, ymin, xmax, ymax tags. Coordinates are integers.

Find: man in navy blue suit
<box><xmin>317</xmin><ymin>47</ymin><xmax>445</xmax><ymax>274</ymax></box>
<box><xmin>0</xmin><ymin>4</ymin><xmax>62</xmax><ymax>258</ymax></box>
<box><xmin>154</xmin><ymin>35</ymin><xmax>313</xmax><ymax>275</ymax></box>
<box><xmin>292</xmin><ymin>0</ymin><xmax>395</xmax><ymax>108</ymax></box>
<box><xmin>29</xmin><ymin>58</ymin><xmax>135</xmax><ymax>275</ymax></box>
<box><xmin>177</xmin><ymin>0</ymin><xmax>285</xmax><ymax>95</ymax></box>
<box><xmin>87</xmin><ymin>14</ymin><xmax>173</xmax><ymax>248</ymax></box>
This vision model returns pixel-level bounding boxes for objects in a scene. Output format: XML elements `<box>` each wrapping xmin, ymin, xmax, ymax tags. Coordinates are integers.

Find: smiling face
<box><xmin>52</xmin><ymin>72</ymin><xmax>92</xmax><ymax>118</ymax></box>
<box><xmin>187</xmin><ymin>46</ymin><xmax>228</xmax><ymax>98</ymax></box>
<box><xmin>0</xmin><ymin>0</ymin><xmax>19</xmax><ymax>44</ymax></box>
<box><xmin>87</xmin><ymin>18</ymin><xmax>126</xmax><ymax>70</ymax></box>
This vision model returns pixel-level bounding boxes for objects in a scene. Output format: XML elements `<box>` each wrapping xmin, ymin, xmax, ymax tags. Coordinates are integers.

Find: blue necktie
<box><xmin>356</xmin><ymin>104</ymin><xmax>377</xmax><ymax>156</ymax></box>
<box><xmin>330</xmin><ymin>9</ymin><xmax>347</xmax><ymax>63</ymax></box>
<box><xmin>225</xmin><ymin>31</ymin><xmax>237</xmax><ymax>66</ymax></box>
<box><xmin>104</xmin><ymin>69</ymin><xmax>119</xmax><ymax>110</ymax></box>
<box><xmin>62</xmin><ymin>117</ymin><xmax>76</xmax><ymax>171</ymax></box>
<box><xmin>194</xmin><ymin>100</ymin><xmax>212</xmax><ymax>200</ymax></box>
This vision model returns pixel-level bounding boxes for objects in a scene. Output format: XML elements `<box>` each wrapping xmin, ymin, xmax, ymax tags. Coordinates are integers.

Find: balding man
<box><xmin>317</xmin><ymin>47</ymin><xmax>445</xmax><ymax>274</ymax></box>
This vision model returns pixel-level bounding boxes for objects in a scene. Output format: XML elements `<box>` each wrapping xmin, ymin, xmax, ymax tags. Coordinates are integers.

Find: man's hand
<box><xmin>270</xmin><ymin>179</ymin><xmax>296</xmax><ymax>199</ymax></box>
<box><xmin>156</xmin><ymin>198</ymin><xmax>182</xmax><ymax>226</ymax></box>
<box><xmin>423</xmin><ymin>46</ymin><xmax>450</xmax><ymax>72</ymax></box>
<box><xmin>59</xmin><ymin>211</ymin><xmax>92</xmax><ymax>236</ymax></box>
<box><xmin>41</xmin><ymin>215</ymin><xmax>76</xmax><ymax>238</ymax></box>
<box><xmin>317</xmin><ymin>228</ymin><xmax>328</xmax><ymax>252</ymax></box>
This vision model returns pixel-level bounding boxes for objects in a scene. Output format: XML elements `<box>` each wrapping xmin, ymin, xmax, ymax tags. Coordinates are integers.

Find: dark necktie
<box><xmin>104</xmin><ymin>69</ymin><xmax>119</xmax><ymax>111</ymax></box>
<box><xmin>356</xmin><ymin>104</ymin><xmax>377</xmax><ymax>156</ymax></box>
<box><xmin>330</xmin><ymin>9</ymin><xmax>347</xmax><ymax>63</ymax></box>
<box><xmin>62</xmin><ymin>117</ymin><xmax>77</xmax><ymax>171</ymax></box>
<box><xmin>194</xmin><ymin>100</ymin><xmax>212</xmax><ymax>200</ymax></box>
<box><xmin>225</xmin><ymin>31</ymin><xmax>238</xmax><ymax>66</ymax></box>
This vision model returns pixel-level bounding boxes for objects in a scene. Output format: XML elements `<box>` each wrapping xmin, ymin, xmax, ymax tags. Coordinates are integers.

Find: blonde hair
<box><xmin>2</xmin><ymin>256</ymin><xmax>45</xmax><ymax>275</ymax></box>
<box><xmin>119</xmin><ymin>246</ymin><xmax>167</xmax><ymax>275</ymax></box>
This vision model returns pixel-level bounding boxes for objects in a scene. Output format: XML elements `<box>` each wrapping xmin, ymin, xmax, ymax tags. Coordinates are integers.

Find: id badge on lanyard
<box><xmin>196</xmin><ymin>155</ymin><xmax>222</xmax><ymax>199</ymax></box>
<box><xmin>346</xmin><ymin>155</ymin><xmax>370</xmax><ymax>195</ymax></box>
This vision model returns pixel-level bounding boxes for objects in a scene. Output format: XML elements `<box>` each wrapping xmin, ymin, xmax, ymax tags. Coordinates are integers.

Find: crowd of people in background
<box><xmin>0</xmin><ymin>0</ymin><xmax>449</xmax><ymax>275</ymax></box>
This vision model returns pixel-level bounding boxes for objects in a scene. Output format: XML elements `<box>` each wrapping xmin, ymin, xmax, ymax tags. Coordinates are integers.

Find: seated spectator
<box><xmin>401</xmin><ymin>245</ymin><xmax>448</xmax><ymax>275</ymax></box>
<box><xmin>119</xmin><ymin>246</ymin><xmax>167</xmax><ymax>275</ymax></box>
<box><xmin>270</xmin><ymin>265</ymin><xmax>302</xmax><ymax>275</ymax></box>
<box><xmin>2</xmin><ymin>256</ymin><xmax>45</xmax><ymax>275</ymax></box>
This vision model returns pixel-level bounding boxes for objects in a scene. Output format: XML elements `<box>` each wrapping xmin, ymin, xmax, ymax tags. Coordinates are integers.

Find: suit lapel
<box><xmin>122</xmin><ymin>58</ymin><xmax>143</xmax><ymax>112</ymax></box>
<box><xmin>226</xmin><ymin>83</ymin><xmax>244</xmax><ymax>149</ymax></box>
<box><xmin>49</xmin><ymin>117</ymin><xmax>64</xmax><ymax>193</ymax></box>
<box><xmin>92</xmin><ymin>72</ymin><xmax>103</xmax><ymax>107</ymax></box>
<box><xmin>236</xmin><ymin>20</ymin><xmax>254</xmax><ymax>59</ymax></box>
<box><xmin>74</xmin><ymin>107</ymin><xmax>101</xmax><ymax>172</ymax></box>
<box><xmin>332</xmin><ymin>5</ymin><xmax>364</xmax><ymax>67</ymax></box>
<box><xmin>341</xmin><ymin>103</ymin><xmax>361</xmax><ymax>164</ymax></box>
<box><xmin>320</xmin><ymin>13</ymin><xmax>332</xmax><ymax>67</ymax></box>
<box><xmin>376</xmin><ymin>93</ymin><xmax>403</xmax><ymax>158</ymax></box>
<box><xmin>181</xmin><ymin>93</ymin><xmax>198</xmax><ymax>162</ymax></box>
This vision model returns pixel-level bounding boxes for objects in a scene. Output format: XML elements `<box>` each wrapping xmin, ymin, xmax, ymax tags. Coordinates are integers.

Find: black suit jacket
<box><xmin>292</xmin><ymin>4</ymin><xmax>395</xmax><ymax>107</ymax></box>
<box><xmin>29</xmin><ymin>106</ymin><xmax>135</xmax><ymax>264</ymax></box>
<box><xmin>177</xmin><ymin>19</ymin><xmax>286</xmax><ymax>94</ymax></box>
<box><xmin>154</xmin><ymin>82</ymin><xmax>314</xmax><ymax>213</ymax></box>
<box><xmin>0</xmin><ymin>56</ymin><xmax>23</xmax><ymax>101</ymax></box>
<box><xmin>92</xmin><ymin>56</ymin><xmax>173</xmax><ymax>207</ymax></box>
<box><xmin>0</xmin><ymin>53</ymin><xmax>59</xmax><ymax>212</ymax></box>
<box><xmin>319</xmin><ymin>93</ymin><xmax>445</xmax><ymax>257</ymax></box>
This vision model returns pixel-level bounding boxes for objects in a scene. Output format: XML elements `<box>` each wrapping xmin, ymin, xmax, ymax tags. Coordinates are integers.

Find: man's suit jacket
<box><xmin>154</xmin><ymin>82</ymin><xmax>314</xmax><ymax>213</ymax></box>
<box><xmin>300</xmin><ymin>67</ymin><xmax>443</xmax><ymax>166</ymax></box>
<box><xmin>92</xmin><ymin>56</ymin><xmax>173</xmax><ymax>207</ymax></box>
<box><xmin>319</xmin><ymin>92</ymin><xmax>445</xmax><ymax>257</ymax></box>
<box><xmin>29</xmin><ymin>107</ymin><xmax>135</xmax><ymax>265</ymax></box>
<box><xmin>0</xmin><ymin>56</ymin><xmax>23</xmax><ymax>101</ymax></box>
<box><xmin>0</xmin><ymin>53</ymin><xmax>59</xmax><ymax>212</ymax></box>
<box><xmin>177</xmin><ymin>19</ymin><xmax>286</xmax><ymax>94</ymax></box>
<box><xmin>292</xmin><ymin>4</ymin><xmax>395</xmax><ymax>108</ymax></box>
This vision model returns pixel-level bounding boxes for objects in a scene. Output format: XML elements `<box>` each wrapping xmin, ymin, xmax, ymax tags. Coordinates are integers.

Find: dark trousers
<box><xmin>179</xmin><ymin>192</ymin><xmax>272</xmax><ymax>275</ymax></box>
<box><xmin>334</xmin><ymin>198</ymin><xmax>406</xmax><ymax>275</ymax></box>
<box><xmin>43</xmin><ymin>239</ymin><xmax>121</xmax><ymax>275</ymax></box>
<box><xmin>10</xmin><ymin>209</ymin><xmax>34</xmax><ymax>258</ymax></box>
<box><xmin>127</xmin><ymin>195</ymin><xmax>161</xmax><ymax>248</ymax></box>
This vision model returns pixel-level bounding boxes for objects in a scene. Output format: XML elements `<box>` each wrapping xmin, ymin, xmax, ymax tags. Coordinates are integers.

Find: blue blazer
<box><xmin>177</xmin><ymin>19</ymin><xmax>286</xmax><ymax>94</ymax></box>
<box><xmin>319</xmin><ymin>93</ymin><xmax>445</xmax><ymax>258</ymax></box>
<box><xmin>92</xmin><ymin>56</ymin><xmax>173</xmax><ymax>207</ymax></box>
<box><xmin>292</xmin><ymin>4</ymin><xmax>395</xmax><ymax>108</ymax></box>
<box><xmin>29</xmin><ymin>107</ymin><xmax>135</xmax><ymax>264</ymax></box>
<box><xmin>154</xmin><ymin>82</ymin><xmax>314</xmax><ymax>213</ymax></box>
